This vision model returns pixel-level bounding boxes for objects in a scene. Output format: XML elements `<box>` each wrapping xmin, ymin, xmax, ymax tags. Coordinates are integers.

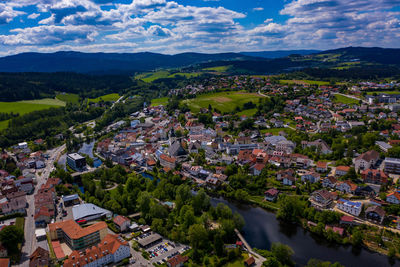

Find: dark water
<box><xmin>211</xmin><ymin>197</ymin><xmax>399</xmax><ymax>267</ymax></box>
<box><xmin>78</xmin><ymin>140</ymin><xmax>95</xmax><ymax>158</ymax></box>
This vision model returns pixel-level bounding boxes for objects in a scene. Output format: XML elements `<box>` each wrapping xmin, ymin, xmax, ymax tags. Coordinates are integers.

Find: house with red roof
<box><xmin>113</xmin><ymin>215</ymin><xmax>131</xmax><ymax>232</ymax></box>
<box><xmin>387</xmin><ymin>191</ymin><xmax>400</xmax><ymax>204</ymax></box>
<box><xmin>264</xmin><ymin>188</ymin><xmax>279</xmax><ymax>202</ymax></box>
<box><xmin>361</xmin><ymin>169</ymin><xmax>388</xmax><ymax>184</ymax></box>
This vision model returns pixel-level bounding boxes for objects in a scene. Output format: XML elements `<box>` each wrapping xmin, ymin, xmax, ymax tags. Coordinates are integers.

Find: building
<box><xmin>384</xmin><ymin>157</ymin><xmax>400</xmax><ymax>174</ymax></box>
<box><xmin>299</xmin><ymin>170</ymin><xmax>320</xmax><ymax>183</ymax></box>
<box><xmin>361</xmin><ymin>169</ymin><xmax>388</xmax><ymax>184</ymax></box>
<box><xmin>0</xmin><ymin>258</ymin><xmax>10</xmax><ymax>267</ymax></box>
<box><xmin>310</xmin><ymin>189</ymin><xmax>335</xmax><ymax>209</ymax></box>
<box><xmin>137</xmin><ymin>233</ymin><xmax>162</xmax><ymax>248</ymax></box>
<box><xmin>386</xmin><ymin>191</ymin><xmax>400</xmax><ymax>204</ymax></box>
<box><xmin>336</xmin><ymin>181</ymin><xmax>358</xmax><ymax>194</ymax></box>
<box><xmin>62</xmin><ymin>194</ymin><xmax>80</xmax><ymax>206</ymax></box>
<box><xmin>335</xmin><ymin>166</ymin><xmax>350</xmax><ymax>176</ymax></box>
<box><xmin>159</xmin><ymin>154</ymin><xmax>176</xmax><ymax>169</ymax></box>
<box><xmin>63</xmin><ymin>234</ymin><xmax>131</xmax><ymax>267</ymax></box>
<box><xmin>354</xmin><ymin>150</ymin><xmax>379</xmax><ymax>170</ymax></box>
<box><xmin>66</xmin><ymin>153</ymin><xmax>86</xmax><ymax>171</ymax></box>
<box><xmin>316</xmin><ymin>161</ymin><xmax>328</xmax><ymax>172</ymax></box>
<box><xmin>72</xmin><ymin>203</ymin><xmax>112</xmax><ymax>222</ymax></box>
<box><xmin>264</xmin><ymin>188</ymin><xmax>279</xmax><ymax>202</ymax></box>
<box><xmin>336</xmin><ymin>199</ymin><xmax>363</xmax><ymax>216</ymax></box>
<box><xmin>48</xmin><ymin>220</ymin><xmax>108</xmax><ymax>250</ymax></box>
<box><xmin>29</xmin><ymin>247</ymin><xmax>50</xmax><ymax>267</ymax></box>
<box><xmin>376</xmin><ymin>141</ymin><xmax>392</xmax><ymax>153</ymax></box>
<box><xmin>365</xmin><ymin>206</ymin><xmax>385</xmax><ymax>224</ymax></box>
<box><xmin>322</xmin><ymin>176</ymin><xmax>337</xmax><ymax>188</ymax></box>
<box><xmin>167</xmin><ymin>254</ymin><xmax>189</xmax><ymax>267</ymax></box>
<box><xmin>301</xmin><ymin>139</ymin><xmax>332</xmax><ymax>154</ymax></box>
<box><xmin>113</xmin><ymin>215</ymin><xmax>131</xmax><ymax>232</ymax></box>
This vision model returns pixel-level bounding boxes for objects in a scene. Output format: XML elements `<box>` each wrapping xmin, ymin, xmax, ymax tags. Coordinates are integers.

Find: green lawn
<box><xmin>183</xmin><ymin>91</ymin><xmax>263</xmax><ymax>113</ymax></box>
<box><xmin>168</xmin><ymin>72</ymin><xmax>201</xmax><ymax>78</ymax></box>
<box><xmin>279</xmin><ymin>80</ymin><xmax>330</xmax><ymax>86</ymax></box>
<box><xmin>88</xmin><ymin>93</ymin><xmax>120</xmax><ymax>103</ymax></box>
<box><xmin>151</xmin><ymin>97</ymin><xmax>169</xmax><ymax>106</ymax></box>
<box><xmin>18</xmin><ymin>98</ymin><xmax>66</xmax><ymax>106</ymax></box>
<box><xmin>333</xmin><ymin>94</ymin><xmax>359</xmax><ymax>104</ymax></box>
<box><xmin>56</xmin><ymin>93</ymin><xmax>80</xmax><ymax>104</ymax></box>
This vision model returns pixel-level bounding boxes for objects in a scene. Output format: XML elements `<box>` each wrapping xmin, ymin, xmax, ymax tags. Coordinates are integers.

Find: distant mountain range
<box><xmin>240</xmin><ymin>50</ymin><xmax>320</xmax><ymax>58</ymax></box>
<box><xmin>0</xmin><ymin>47</ymin><xmax>399</xmax><ymax>75</ymax></box>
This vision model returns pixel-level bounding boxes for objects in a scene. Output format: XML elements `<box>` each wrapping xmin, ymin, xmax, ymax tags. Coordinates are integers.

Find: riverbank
<box><xmin>206</xmin><ymin>189</ymin><xmax>400</xmax><ymax>264</ymax></box>
<box><xmin>210</xmin><ymin>196</ymin><xmax>399</xmax><ymax>267</ymax></box>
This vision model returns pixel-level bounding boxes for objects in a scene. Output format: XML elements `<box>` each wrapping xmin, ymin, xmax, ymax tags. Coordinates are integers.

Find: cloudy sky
<box><xmin>0</xmin><ymin>0</ymin><xmax>399</xmax><ymax>55</ymax></box>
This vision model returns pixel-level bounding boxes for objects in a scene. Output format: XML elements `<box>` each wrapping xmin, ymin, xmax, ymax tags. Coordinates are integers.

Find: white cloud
<box><xmin>0</xmin><ymin>3</ymin><xmax>25</xmax><ymax>24</ymax></box>
<box><xmin>253</xmin><ymin>7</ymin><xmax>264</xmax><ymax>11</ymax></box>
<box><xmin>27</xmin><ymin>13</ymin><xmax>40</xmax><ymax>19</ymax></box>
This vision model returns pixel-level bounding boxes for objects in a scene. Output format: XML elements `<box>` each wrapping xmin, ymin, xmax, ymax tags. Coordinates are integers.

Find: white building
<box><xmin>336</xmin><ymin>199</ymin><xmax>363</xmax><ymax>216</ymax></box>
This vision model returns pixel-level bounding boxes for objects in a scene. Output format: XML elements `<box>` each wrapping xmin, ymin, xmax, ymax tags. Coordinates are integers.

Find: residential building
<box><xmin>384</xmin><ymin>157</ymin><xmax>400</xmax><ymax>174</ymax></box>
<box><xmin>113</xmin><ymin>215</ymin><xmax>131</xmax><ymax>232</ymax></box>
<box><xmin>361</xmin><ymin>169</ymin><xmax>388</xmax><ymax>184</ymax></box>
<box><xmin>264</xmin><ymin>188</ymin><xmax>279</xmax><ymax>202</ymax></box>
<box><xmin>387</xmin><ymin>191</ymin><xmax>400</xmax><ymax>204</ymax></box>
<box><xmin>159</xmin><ymin>154</ymin><xmax>177</xmax><ymax>169</ymax></box>
<box><xmin>336</xmin><ymin>181</ymin><xmax>358</xmax><ymax>194</ymax></box>
<box><xmin>63</xmin><ymin>234</ymin><xmax>131</xmax><ymax>267</ymax></box>
<box><xmin>354</xmin><ymin>150</ymin><xmax>379</xmax><ymax>170</ymax></box>
<box><xmin>299</xmin><ymin>170</ymin><xmax>320</xmax><ymax>183</ymax></box>
<box><xmin>301</xmin><ymin>139</ymin><xmax>332</xmax><ymax>154</ymax></box>
<box><xmin>48</xmin><ymin>220</ymin><xmax>108</xmax><ymax>250</ymax></box>
<box><xmin>365</xmin><ymin>206</ymin><xmax>385</xmax><ymax>224</ymax></box>
<box><xmin>167</xmin><ymin>254</ymin><xmax>189</xmax><ymax>267</ymax></box>
<box><xmin>335</xmin><ymin>166</ymin><xmax>350</xmax><ymax>176</ymax></box>
<box><xmin>336</xmin><ymin>199</ymin><xmax>363</xmax><ymax>216</ymax></box>
<box><xmin>322</xmin><ymin>176</ymin><xmax>337</xmax><ymax>188</ymax></box>
<box><xmin>29</xmin><ymin>247</ymin><xmax>50</xmax><ymax>267</ymax></box>
<box><xmin>310</xmin><ymin>189</ymin><xmax>334</xmax><ymax>209</ymax></box>
<box><xmin>316</xmin><ymin>161</ymin><xmax>328</xmax><ymax>172</ymax></box>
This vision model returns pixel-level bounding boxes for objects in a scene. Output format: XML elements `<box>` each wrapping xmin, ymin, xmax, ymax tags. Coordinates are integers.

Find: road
<box><xmin>17</xmin><ymin>144</ymin><xmax>66</xmax><ymax>267</ymax></box>
<box><xmin>257</xmin><ymin>90</ymin><xmax>268</xmax><ymax>97</ymax></box>
<box><xmin>111</xmin><ymin>96</ymin><xmax>124</xmax><ymax>109</ymax></box>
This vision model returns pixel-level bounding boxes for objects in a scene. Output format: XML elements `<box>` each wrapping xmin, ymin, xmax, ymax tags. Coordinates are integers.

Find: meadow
<box><xmin>279</xmin><ymin>79</ymin><xmax>330</xmax><ymax>86</ymax></box>
<box><xmin>333</xmin><ymin>94</ymin><xmax>360</xmax><ymax>104</ymax></box>
<box><xmin>202</xmin><ymin>65</ymin><xmax>232</xmax><ymax>72</ymax></box>
<box><xmin>136</xmin><ymin>70</ymin><xmax>202</xmax><ymax>82</ymax></box>
<box><xmin>0</xmin><ymin>98</ymin><xmax>66</xmax><ymax>130</ymax></box>
<box><xmin>183</xmin><ymin>91</ymin><xmax>263</xmax><ymax>113</ymax></box>
<box><xmin>366</xmin><ymin>91</ymin><xmax>400</xmax><ymax>95</ymax></box>
<box><xmin>56</xmin><ymin>93</ymin><xmax>80</xmax><ymax>104</ymax></box>
<box><xmin>88</xmin><ymin>93</ymin><xmax>120</xmax><ymax>103</ymax></box>
<box><xmin>151</xmin><ymin>97</ymin><xmax>169</xmax><ymax>106</ymax></box>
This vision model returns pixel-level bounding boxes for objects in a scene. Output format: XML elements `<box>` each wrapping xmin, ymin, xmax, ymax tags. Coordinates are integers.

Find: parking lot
<box><xmin>146</xmin><ymin>239</ymin><xmax>189</xmax><ymax>264</ymax></box>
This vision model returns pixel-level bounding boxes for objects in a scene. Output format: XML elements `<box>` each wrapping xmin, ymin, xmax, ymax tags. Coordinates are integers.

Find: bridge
<box><xmin>71</xmin><ymin>168</ymin><xmax>98</xmax><ymax>177</ymax></box>
<box><xmin>235</xmin><ymin>229</ymin><xmax>266</xmax><ymax>267</ymax></box>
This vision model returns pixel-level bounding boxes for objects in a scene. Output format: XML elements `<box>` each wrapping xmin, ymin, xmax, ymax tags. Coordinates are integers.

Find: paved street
<box><xmin>17</xmin><ymin>144</ymin><xmax>66</xmax><ymax>267</ymax></box>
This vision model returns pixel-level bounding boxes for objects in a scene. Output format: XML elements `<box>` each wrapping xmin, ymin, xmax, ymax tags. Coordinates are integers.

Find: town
<box><xmin>1</xmin><ymin>75</ymin><xmax>400</xmax><ymax>267</ymax></box>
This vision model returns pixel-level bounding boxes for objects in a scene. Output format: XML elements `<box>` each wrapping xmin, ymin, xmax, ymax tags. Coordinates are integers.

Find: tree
<box><xmin>351</xmin><ymin>228</ymin><xmax>363</xmax><ymax>247</ymax></box>
<box><xmin>276</xmin><ymin>195</ymin><xmax>305</xmax><ymax>223</ymax></box>
<box><xmin>0</xmin><ymin>225</ymin><xmax>24</xmax><ymax>253</ymax></box>
<box><xmin>137</xmin><ymin>191</ymin><xmax>151</xmax><ymax>216</ymax></box>
<box><xmin>271</xmin><ymin>242</ymin><xmax>295</xmax><ymax>266</ymax></box>
<box><xmin>188</xmin><ymin>224</ymin><xmax>208</xmax><ymax>249</ymax></box>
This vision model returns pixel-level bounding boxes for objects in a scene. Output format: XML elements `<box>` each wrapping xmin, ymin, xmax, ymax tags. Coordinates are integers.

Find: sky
<box><xmin>0</xmin><ymin>0</ymin><xmax>400</xmax><ymax>56</ymax></box>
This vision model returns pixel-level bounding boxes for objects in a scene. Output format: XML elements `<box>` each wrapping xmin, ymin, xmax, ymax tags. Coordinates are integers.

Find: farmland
<box><xmin>202</xmin><ymin>65</ymin><xmax>232</xmax><ymax>72</ymax></box>
<box><xmin>88</xmin><ymin>93</ymin><xmax>120</xmax><ymax>103</ymax></box>
<box><xmin>182</xmin><ymin>91</ymin><xmax>263</xmax><ymax>113</ymax></box>
<box><xmin>366</xmin><ymin>90</ymin><xmax>400</xmax><ymax>95</ymax></box>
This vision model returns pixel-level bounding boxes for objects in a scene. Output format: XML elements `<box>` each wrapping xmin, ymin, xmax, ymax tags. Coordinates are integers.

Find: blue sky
<box><xmin>0</xmin><ymin>0</ymin><xmax>400</xmax><ymax>55</ymax></box>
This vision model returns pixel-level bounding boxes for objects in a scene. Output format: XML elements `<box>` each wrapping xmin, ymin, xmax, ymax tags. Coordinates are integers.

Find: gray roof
<box><xmin>62</xmin><ymin>194</ymin><xmax>79</xmax><ymax>202</ymax></box>
<box><xmin>67</xmin><ymin>153</ymin><xmax>85</xmax><ymax>160</ymax></box>
<box><xmin>72</xmin><ymin>203</ymin><xmax>112</xmax><ymax>221</ymax></box>
<box><xmin>138</xmin><ymin>233</ymin><xmax>162</xmax><ymax>247</ymax></box>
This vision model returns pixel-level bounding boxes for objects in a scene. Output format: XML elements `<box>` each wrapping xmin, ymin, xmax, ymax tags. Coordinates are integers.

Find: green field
<box><xmin>0</xmin><ymin>120</ymin><xmax>9</xmax><ymax>130</ymax></box>
<box><xmin>333</xmin><ymin>94</ymin><xmax>360</xmax><ymax>104</ymax></box>
<box><xmin>260</xmin><ymin>128</ymin><xmax>292</xmax><ymax>135</ymax></box>
<box><xmin>88</xmin><ymin>93</ymin><xmax>120</xmax><ymax>103</ymax></box>
<box><xmin>279</xmin><ymin>80</ymin><xmax>330</xmax><ymax>86</ymax></box>
<box><xmin>202</xmin><ymin>65</ymin><xmax>232</xmax><ymax>72</ymax></box>
<box><xmin>366</xmin><ymin>91</ymin><xmax>400</xmax><ymax>95</ymax></box>
<box><xmin>151</xmin><ymin>97</ymin><xmax>169</xmax><ymax>106</ymax></box>
<box><xmin>136</xmin><ymin>70</ymin><xmax>202</xmax><ymax>82</ymax></box>
<box><xmin>56</xmin><ymin>93</ymin><xmax>80</xmax><ymax>104</ymax></box>
<box><xmin>183</xmin><ymin>91</ymin><xmax>263</xmax><ymax>113</ymax></box>
<box><xmin>0</xmin><ymin>99</ymin><xmax>65</xmax><ymax>115</ymax></box>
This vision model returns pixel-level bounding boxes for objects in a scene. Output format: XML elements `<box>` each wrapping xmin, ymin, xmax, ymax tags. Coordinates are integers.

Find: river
<box><xmin>210</xmin><ymin>197</ymin><xmax>398</xmax><ymax>267</ymax></box>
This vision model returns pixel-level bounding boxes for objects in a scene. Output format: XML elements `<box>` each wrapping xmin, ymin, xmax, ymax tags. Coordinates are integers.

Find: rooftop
<box><xmin>72</xmin><ymin>203</ymin><xmax>111</xmax><ymax>221</ymax></box>
<box><xmin>67</xmin><ymin>153</ymin><xmax>85</xmax><ymax>160</ymax></box>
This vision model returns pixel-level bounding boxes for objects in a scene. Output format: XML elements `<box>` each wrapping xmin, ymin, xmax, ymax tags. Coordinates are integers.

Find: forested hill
<box><xmin>0</xmin><ymin>51</ymin><xmax>255</xmax><ymax>74</ymax></box>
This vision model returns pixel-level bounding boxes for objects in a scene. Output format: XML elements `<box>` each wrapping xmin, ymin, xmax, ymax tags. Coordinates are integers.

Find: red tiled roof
<box><xmin>113</xmin><ymin>215</ymin><xmax>129</xmax><ymax>226</ymax></box>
